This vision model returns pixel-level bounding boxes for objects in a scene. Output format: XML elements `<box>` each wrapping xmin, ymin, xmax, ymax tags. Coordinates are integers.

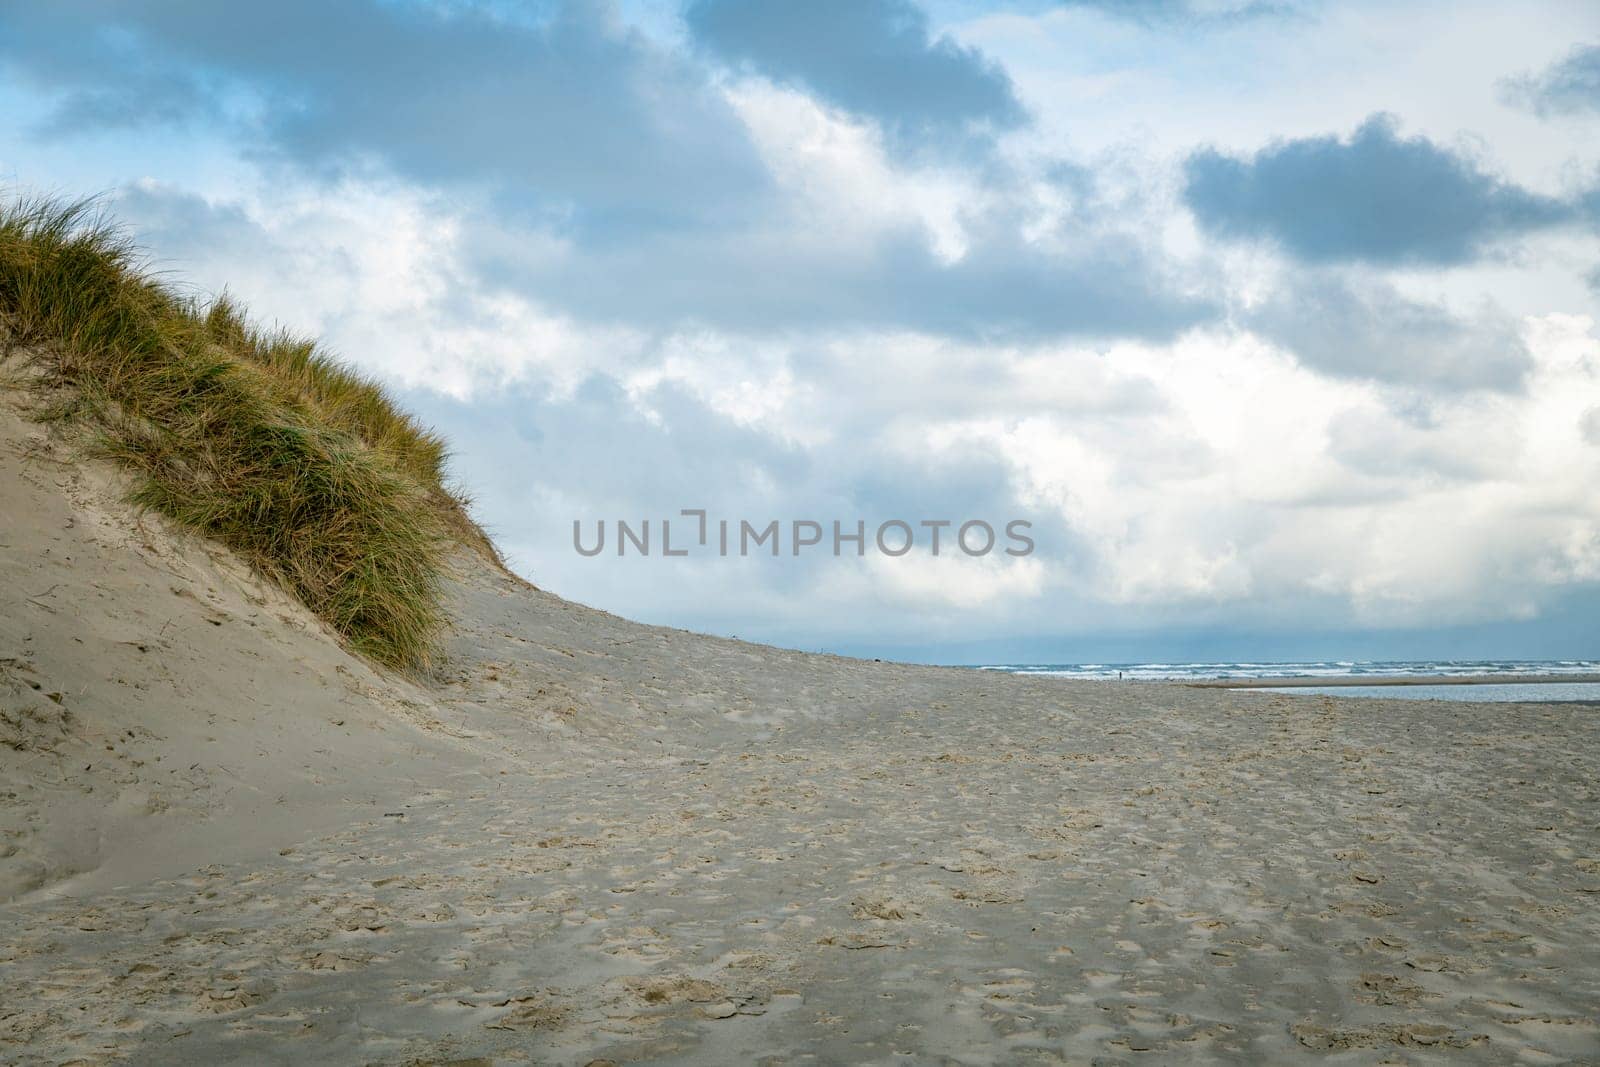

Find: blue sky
<box><xmin>2</xmin><ymin>0</ymin><xmax>1598</xmax><ymax>662</ymax></box>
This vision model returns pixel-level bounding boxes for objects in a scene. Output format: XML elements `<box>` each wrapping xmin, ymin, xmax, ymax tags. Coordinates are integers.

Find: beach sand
<box><xmin>3</xmin><ymin>391</ymin><xmax>1599</xmax><ymax>1064</ymax></box>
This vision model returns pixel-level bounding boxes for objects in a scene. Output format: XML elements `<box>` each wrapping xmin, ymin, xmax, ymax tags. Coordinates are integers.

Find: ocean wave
<box><xmin>976</xmin><ymin>660</ymin><xmax>1600</xmax><ymax>681</ymax></box>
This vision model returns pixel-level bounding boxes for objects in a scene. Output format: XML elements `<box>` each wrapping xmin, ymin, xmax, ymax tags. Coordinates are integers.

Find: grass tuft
<box><xmin>0</xmin><ymin>194</ymin><xmax>485</xmax><ymax>670</ymax></box>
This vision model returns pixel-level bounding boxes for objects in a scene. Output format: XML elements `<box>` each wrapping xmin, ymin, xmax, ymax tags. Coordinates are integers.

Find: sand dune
<box><xmin>3</xmin><ymin>387</ymin><xmax>1600</xmax><ymax>1064</ymax></box>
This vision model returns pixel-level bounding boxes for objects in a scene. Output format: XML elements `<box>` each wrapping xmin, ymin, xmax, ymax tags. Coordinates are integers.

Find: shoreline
<box><xmin>1186</xmin><ymin>672</ymin><xmax>1600</xmax><ymax>688</ymax></box>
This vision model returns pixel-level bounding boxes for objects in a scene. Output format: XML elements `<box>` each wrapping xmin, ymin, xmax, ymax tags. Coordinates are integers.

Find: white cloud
<box><xmin>725</xmin><ymin>77</ymin><xmax>978</xmax><ymax>262</ymax></box>
<box><xmin>893</xmin><ymin>316</ymin><xmax>1600</xmax><ymax>624</ymax></box>
<box><xmin>116</xmin><ymin>177</ymin><xmax>646</xmax><ymax>399</ymax></box>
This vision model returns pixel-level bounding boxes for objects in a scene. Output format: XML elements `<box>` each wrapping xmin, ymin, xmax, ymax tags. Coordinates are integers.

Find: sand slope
<box><xmin>0</xmin><ymin>394</ymin><xmax>508</xmax><ymax>899</ymax></box>
<box><xmin>3</xmin><ymin>388</ymin><xmax>1599</xmax><ymax>1064</ymax></box>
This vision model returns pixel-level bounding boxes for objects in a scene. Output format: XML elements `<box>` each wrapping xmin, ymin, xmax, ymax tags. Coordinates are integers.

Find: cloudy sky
<box><xmin>3</xmin><ymin>0</ymin><xmax>1598</xmax><ymax>662</ymax></box>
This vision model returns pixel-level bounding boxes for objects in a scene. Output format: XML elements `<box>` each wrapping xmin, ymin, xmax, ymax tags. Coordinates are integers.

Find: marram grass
<box><xmin>0</xmin><ymin>195</ymin><xmax>486</xmax><ymax>670</ymax></box>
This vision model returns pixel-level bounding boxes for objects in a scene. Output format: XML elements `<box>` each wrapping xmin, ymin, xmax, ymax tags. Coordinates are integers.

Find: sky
<box><xmin>2</xmin><ymin>0</ymin><xmax>1598</xmax><ymax>663</ymax></box>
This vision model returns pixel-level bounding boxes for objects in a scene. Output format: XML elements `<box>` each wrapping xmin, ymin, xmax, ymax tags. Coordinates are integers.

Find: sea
<box><xmin>975</xmin><ymin>660</ymin><xmax>1600</xmax><ymax>703</ymax></box>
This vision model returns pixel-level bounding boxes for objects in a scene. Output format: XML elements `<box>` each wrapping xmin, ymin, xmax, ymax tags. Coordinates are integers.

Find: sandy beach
<box><xmin>3</xmin><ymin>389</ymin><xmax>1599</xmax><ymax>1065</ymax></box>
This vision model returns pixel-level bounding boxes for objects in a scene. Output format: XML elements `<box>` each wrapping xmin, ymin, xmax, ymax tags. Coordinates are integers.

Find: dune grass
<box><xmin>0</xmin><ymin>195</ymin><xmax>486</xmax><ymax>670</ymax></box>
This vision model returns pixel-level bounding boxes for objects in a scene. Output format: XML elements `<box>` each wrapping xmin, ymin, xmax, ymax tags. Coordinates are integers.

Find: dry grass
<box><xmin>0</xmin><ymin>195</ymin><xmax>488</xmax><ymax>669</ymax></box>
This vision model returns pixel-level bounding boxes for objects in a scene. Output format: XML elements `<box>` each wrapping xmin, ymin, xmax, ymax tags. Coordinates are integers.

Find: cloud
<box><xmin>0</xmin><ymin>4</ymin><xmax>220</xmax><ymax>132</ymax></box>
<box><xmin>473</xmin><ymin>213</ymin><xmax>1214</xmax><ymax>340</ymax></box>
<box><xmin>684</xmin><ymin>0</ymin><xmax>1025</xmax><ymax>146</ymax></box>
<box><xmin>1247</xmin><ymin>271</ymin><xmax>1531</xmax><ymax>391</ymax></box>
<box><xmin>1504</xmin><ymin>43</ymin><xmax>1600</xmax><ymax>117</ymax></box>
<box><xmin>1051</xmin><ymin>0</ymin><xmax>1300</xmax><ymax>26</ymax></box>
<box><xmin>431</xmin><ymin>73</ymin><xmax>1212</xmax><ymax>341</ymax></box>
<box><xmin>0</xmin><ymin>0</ymin><xmax>1209</xmax><ymax>344</ymax></box>
<box><xmin>1323</xmin><ymin>397</ymin><xmax>1521</xmax><ymax>484</ymax></box>
<box><xmin>107</xmin><ymin>178</ymin><xmax>649</xmax><ymax>397</ymax></box>
<box><xmin>1</xmin><ymin>0</ymin><xmax>774</xmax><ymax>232</ymax></box>
<box><xmin>1582</xmin><ymin>406</ymin><xmax>1600</xmax><ymax>447</ymax></box>
<box><xmin>1182</xmin><ymin>114</ymin><xmax>1575</xmax><ymax>265</ymax></box>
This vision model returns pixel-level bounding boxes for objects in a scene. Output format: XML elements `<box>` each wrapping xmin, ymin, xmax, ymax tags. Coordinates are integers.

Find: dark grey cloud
<box><xmin>0</xmin><ymin>4</ymin><xmax>219</xmax><ymax>131</ymax></box>
<box><xmin>1580</xmin><ymin>407</ymin><xmax>1600</xmax><ymax>447</ymax></box>
<box><xmin>1248</xmin><ymin>271</ymin><xmax>1531</xmax><ymax>391</ymax></box>
<box><xmin>111</xmin><ymin>184</ymin><xmax>263</xmax><ymax>275</ymax></box>
<box><xmin>1183</xmin><ymin>114</ymin><xmax>1576</xmax><ymax>265</ymax></box>
<box><xmin>1</xmin><ymin>0</ymin><xmax>774</xmax><ymax>232</ymax></box>
<box><xmin>1325</xmin><ymin>399</ymin><xmax>1507</xmax><ymax>484</ymax></box>
<box><xmin>466</xmin><ymin>211</ymin><xmax>1213</xmax><ymax>340</ymax></box>
<box><xmin>1504</xmin><ymin>43</ymin><xmax>1600</xmax><ymax>117</ymax></box>
<box><xmin>685</xmin><ymin>0</ymin><xmax>1025</xmax><ymax>145</ymax></box>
